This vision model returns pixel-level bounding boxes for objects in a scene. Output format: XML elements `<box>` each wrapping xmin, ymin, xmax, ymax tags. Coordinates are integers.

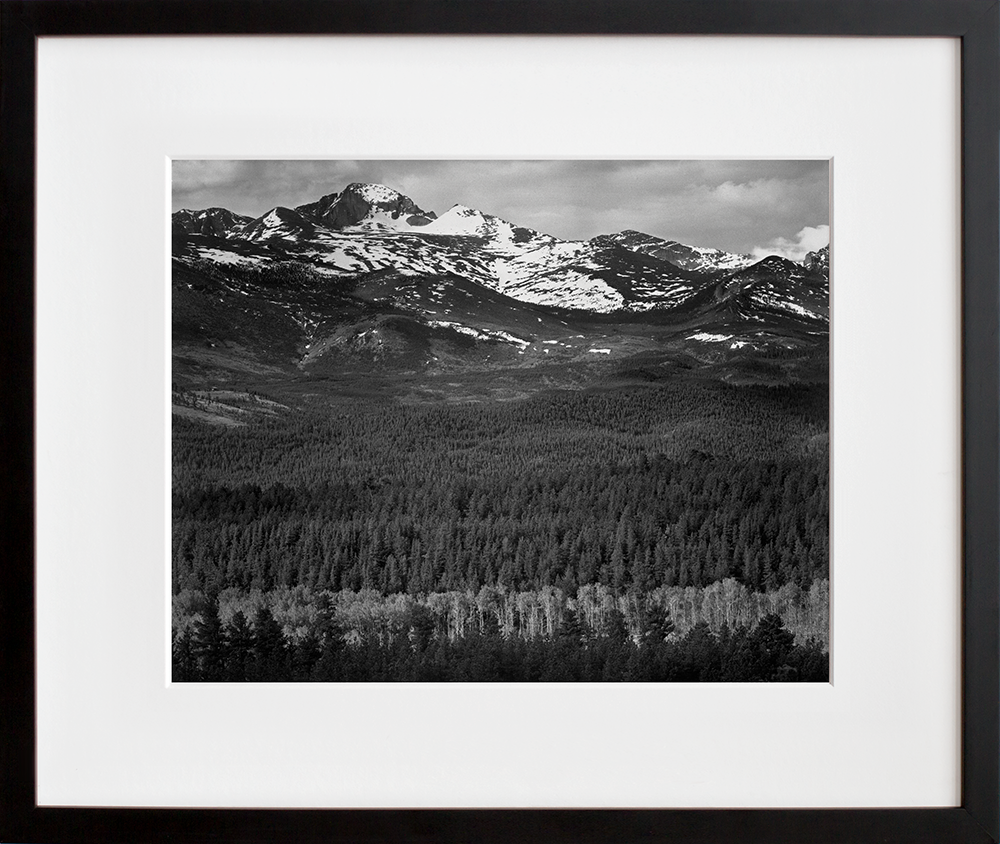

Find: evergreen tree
<box><xmin>249</xmin><ymin>604</ymin><xmax>288</xmax><ymax>682</ymax></box>
<box><xmin>171</xmin><ymin>629</ymin><xmax>198</xmax><ymax>682</ymax></box>
<box><xmin>639</xmin><ymin>603</ymin><xmax>675</xmax><ymax>647</ymax></box>
<box><xmin>224</xmin><ymin>610</ymin><xmax>253</xmax><ymax>682</ymax></box>
<box><xmin>604</xmin><ymin>606</ymin><xmax>630</xmax><ymax>645</ymax></box>
<box><xmin>313</xmin><ymin>594</ymin><xmax>347</xmax><ymax>681</ymax></box>
<box><xmin>291</xmin><ymin>634</ymin><xmax>320</xmax><ymax>681</ymax></box>
<box><xmin>559</xmin><ymin>605</ymin><xmax>585</xmax><ymax>645</ymax></box>
<box><xmin>751</xmin><ymin>613</ymin><xmax>795</xmax><ymax>681</ymax></box>
<box><xmin>192</xmin><ymin>594</ymin><xmax>226</xmax><ymax>681</ymax></box>
<box><xmin>407</xmin><ymin>603</ymin><xmax>437</xmax><ymax>653</ymax></box>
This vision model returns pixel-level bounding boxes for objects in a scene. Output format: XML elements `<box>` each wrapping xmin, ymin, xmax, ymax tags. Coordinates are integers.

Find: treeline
<box><xmin>173</xmin><ymin>579</ymin><xmax>829</xmax><ymax>650</ymax></box>
<box><xmin>172</xmin><ymin>592</ymin><xmax>828</xmax><ymax>682</ymax></box>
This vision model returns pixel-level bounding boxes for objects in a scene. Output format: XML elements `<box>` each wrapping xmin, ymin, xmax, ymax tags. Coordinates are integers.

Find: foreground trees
<box><xmin>172</xmin><ymin>592</ymin><xmax>828</xmax><ymax>683</ymax></box>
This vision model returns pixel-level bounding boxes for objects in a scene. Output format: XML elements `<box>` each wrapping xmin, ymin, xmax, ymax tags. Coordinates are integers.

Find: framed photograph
<box><xmin>2</xmin><ymin>1</ymin><xmax>997</xmax><ymax>842</ymax></box>
<box><xmin>168</xmin><ymin>156</ymin><xmax>832</xmax><ymax>688</ymax></box>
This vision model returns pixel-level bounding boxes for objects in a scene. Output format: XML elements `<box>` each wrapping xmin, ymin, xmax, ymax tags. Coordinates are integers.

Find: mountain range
<box><xmin>172</xmin><ymin>182</ymin><xmax>829</xmax><ymax>409</ymax></box>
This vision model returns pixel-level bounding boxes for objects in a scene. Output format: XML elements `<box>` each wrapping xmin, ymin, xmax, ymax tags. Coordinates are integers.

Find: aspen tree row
<box><xmin>173</xmin><ymin>578</ymin><xmax>829</xmax><ymax>650</ymax></box>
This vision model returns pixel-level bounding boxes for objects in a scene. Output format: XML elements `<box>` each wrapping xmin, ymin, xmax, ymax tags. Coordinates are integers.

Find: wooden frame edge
<box><xmin>1</xmin><ymin>2</ymin><xmax>996</xmax><ymax>842</ymax></box>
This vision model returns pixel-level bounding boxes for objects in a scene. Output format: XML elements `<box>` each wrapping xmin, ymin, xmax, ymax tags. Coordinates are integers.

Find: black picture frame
<box><xmin>1</xmin><ymin>1</ymin><xmax>997</xmax><ymax>842</ymax></box>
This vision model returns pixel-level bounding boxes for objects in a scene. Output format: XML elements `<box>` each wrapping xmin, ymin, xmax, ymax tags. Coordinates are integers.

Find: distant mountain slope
<box><xmin>717</xmin><ymin>255</ymin><xmax>829</xmax><ymax>322</ymax></box>
<box><xmin>593</xmin><ymin>229</ymin><xmax>756</xmax><ymax>274</ymax></box>
<box><xmin>494</xmin><ymin>241</ymin><xmax>706</xmax><ymax>313</ymax></box>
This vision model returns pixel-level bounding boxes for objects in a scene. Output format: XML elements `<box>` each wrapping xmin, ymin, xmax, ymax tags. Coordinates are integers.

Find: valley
<box><xmin>171</xmin><ymin>174</ymin><xmax>830</xmax><ymax>682</ymax></box>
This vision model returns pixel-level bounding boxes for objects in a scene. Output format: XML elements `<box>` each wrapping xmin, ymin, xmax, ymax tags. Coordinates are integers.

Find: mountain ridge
<box><xmin>172</xmin><ymin>181</ymin><xmax>829</xmax><ymax>398</ymax></box>
<box><xmin>173</xmin><ymin>182</ymin><xmax>827</xmax><ymax>316</ymax></box>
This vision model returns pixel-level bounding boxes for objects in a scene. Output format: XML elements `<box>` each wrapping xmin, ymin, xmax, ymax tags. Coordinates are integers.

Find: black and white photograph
<box><xmin>171</xmin><ymin>159</ymin><xmax>830</xmax><ymax>682</ymax></box>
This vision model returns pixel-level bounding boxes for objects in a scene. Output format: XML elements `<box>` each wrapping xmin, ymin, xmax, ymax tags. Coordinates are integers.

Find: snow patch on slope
<box><xmin>689</xmin><ymin>332</ymin><xmax>734</xmax><ymax>342</ymax></box>
<box><xmin>750</xmin><ymin>292</ymin><xmax>825</xmax><ymax>321</ymax></box>
<box><xmin>503</xmin><ymin>269</ymin><xmax>626</xmax><ymax>312</ymax></box>
<box><xmin>428</xmin><ymin>320</ymin><xmax>530</xmax><ymax>348</ymax></box>
<box><xmin>194</xmin><ymin>247</ymin><xmax>264</xmax><ymax>266</ymax></box>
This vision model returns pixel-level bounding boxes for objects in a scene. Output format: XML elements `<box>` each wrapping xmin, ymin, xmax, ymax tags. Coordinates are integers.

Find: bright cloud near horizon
<box><xmin>172</xmin><ymin>160</ymin><xmax>829</xmax><ymax>258</ymax></box>
<box><xmin>752</xmin><ymin>225</ymin><xmax>831</xmax><ymax>263</ymax></box>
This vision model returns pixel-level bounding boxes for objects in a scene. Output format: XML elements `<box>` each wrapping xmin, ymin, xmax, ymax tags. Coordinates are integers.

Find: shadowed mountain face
<box><xmin>294</xmin><ymin>183</ymin><xmax>438</xmax><ymax>230</ymax></box>
<box><xmin>173</xmin><ymin>207</ymin><xmax>253</xmax><ymax>239</ymax></box>
<box><xmin>171</xmin><ymin>182</ymin><xmax>829</xmax><ymax>402</ymax></box>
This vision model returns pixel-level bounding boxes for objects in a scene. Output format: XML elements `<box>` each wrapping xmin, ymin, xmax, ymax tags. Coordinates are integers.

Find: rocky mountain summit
<box><xmin>293</xmin><ymin>182</ymin><xmax>438</xmax><ymax>230</ymax></box>
<box><xmin>802</xmin><ymin>245</ymin><xmax>830</xmax><ymax>274</ymax></box>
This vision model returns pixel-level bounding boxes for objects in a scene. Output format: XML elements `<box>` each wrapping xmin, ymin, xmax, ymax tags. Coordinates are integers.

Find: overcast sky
<box><xmin>173</xmin><ymin>160</ymin><xmax>829</xmax><ymax>259</ymax></box>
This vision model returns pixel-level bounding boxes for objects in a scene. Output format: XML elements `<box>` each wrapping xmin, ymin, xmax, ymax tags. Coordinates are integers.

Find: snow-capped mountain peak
<box><xmin>233</xmin><ymin>206</ymin><xmax>321</xmax><ymax>242</ymax></box>
<box><xmin>172</xmin><ymin>207</ymin><xmax>253</xmax><ymax>238</ymax></box>
<box><xmin>421</xmin><ymin>204</ymin><xmax>553</xmax><ymax>253</ymax></box>
<box><xmin>295</xmin><ymin>182</ymin><xmax>436</xmax><ymax>231</ymax></box>
<box><xmin>423</xmin><ymin>204</ymin><xmax>495</xmax><ymax>236</ymax></box>
<box><xmin>348</xmin><ymin>182</ymin><xmax>409</xmax><ymax>205</ymax></box>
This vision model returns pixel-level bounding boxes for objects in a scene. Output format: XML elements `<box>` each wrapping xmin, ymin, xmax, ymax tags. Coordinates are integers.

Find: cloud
<box><xmin>751</xmin><ymin>225</ymin><xmax>830</xmax><ymax>262</ymax></box>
